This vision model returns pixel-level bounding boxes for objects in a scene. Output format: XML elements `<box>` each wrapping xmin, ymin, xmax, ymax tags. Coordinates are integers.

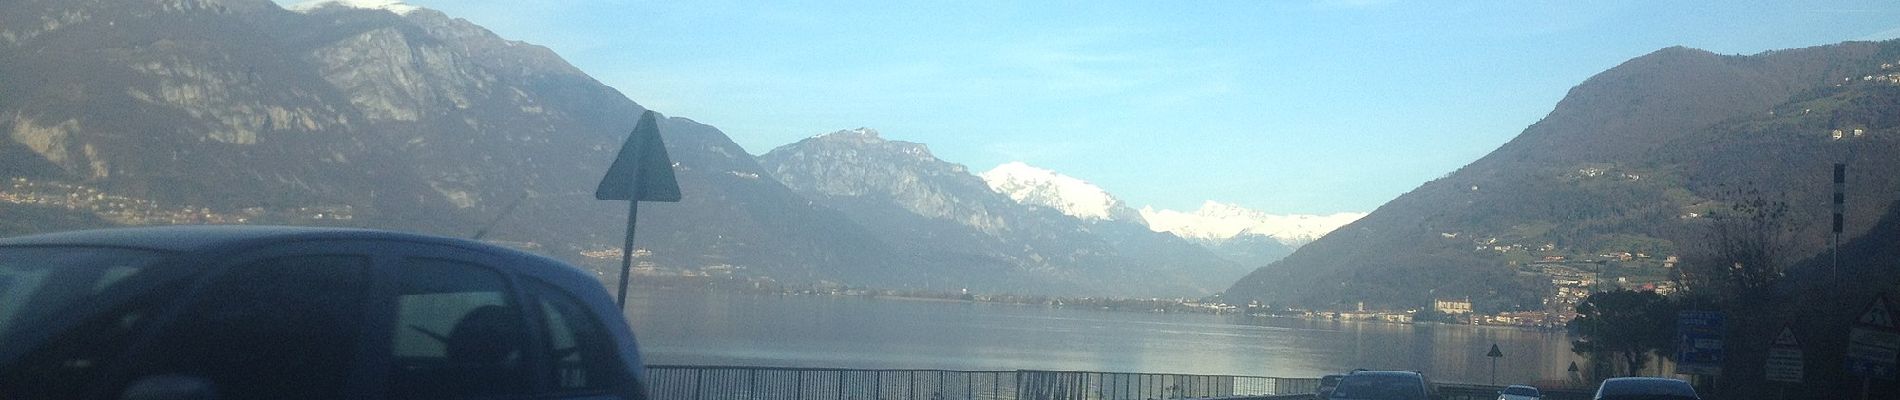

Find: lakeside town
<box><xmin>1</xmin><ymin>177</ymin><xmax>355</xmax><ymax>226</ymax></box>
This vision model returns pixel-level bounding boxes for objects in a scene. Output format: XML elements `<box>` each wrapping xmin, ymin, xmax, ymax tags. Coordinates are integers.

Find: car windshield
<box><xmin>0</xmin><ymin>247</ymin><xmax>168</xmax><ymax>342</ymax></box>
<box><xmin>1502</xmin><ymin>386</ymin><xmax>1539</xmax><ymax>396</ymax></box>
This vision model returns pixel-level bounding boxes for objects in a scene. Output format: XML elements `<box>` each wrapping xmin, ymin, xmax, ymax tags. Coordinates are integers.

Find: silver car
<box><xmin>1497</xmin><ymin>384</ymin><xmax>1541</xmax><ymax>400</ymax></box>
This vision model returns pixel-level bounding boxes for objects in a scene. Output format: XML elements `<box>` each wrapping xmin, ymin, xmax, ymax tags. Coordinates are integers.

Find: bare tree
<box><xmin>1674</xmin><ymin>192</ymin><xmax>1797</xmax><ymax>306</ymax></box>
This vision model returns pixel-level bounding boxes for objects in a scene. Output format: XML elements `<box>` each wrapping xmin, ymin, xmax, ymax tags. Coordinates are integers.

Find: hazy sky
<box><xmin>284</xmin><ymin>0</ymin><xmax>1900</xmax><ymax>214</ymax></box>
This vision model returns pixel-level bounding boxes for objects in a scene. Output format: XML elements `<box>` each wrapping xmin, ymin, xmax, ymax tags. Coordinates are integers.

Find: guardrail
<box><xmin>645</xmin><ymin>365</ymin><xmax>1320</xmax><ymax>400</ymax></box>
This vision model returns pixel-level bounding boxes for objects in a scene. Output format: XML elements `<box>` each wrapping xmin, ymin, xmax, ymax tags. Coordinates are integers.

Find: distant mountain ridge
<box><xmin>759</xmin><ymin>128</ymin><xmax>1248</xmax><ymax>296</ymax></box>
<box><xmin>1141</xmin><ymin>201</ymin><xmax>1365</xmax><ymax>247</ymax></box>
<box><xmin>1226</xmin><ymin>42</ymin><xmax>1900</xmax><ymax>310</ymax></box>
<box><xmin>980</xmin><ymin>161</ymin><xmax>1143</xmax><ymax>223</ymax></box>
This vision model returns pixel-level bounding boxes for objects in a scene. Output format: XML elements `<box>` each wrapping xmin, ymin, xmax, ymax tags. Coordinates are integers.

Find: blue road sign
<box><xmin>1677</xmin><ymin>311</ymin><xmax>1724</xmax><ymax>375</ymax></box>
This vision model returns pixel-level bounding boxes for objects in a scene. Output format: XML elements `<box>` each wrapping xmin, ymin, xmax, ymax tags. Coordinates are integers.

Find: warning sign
<box><xmin>1847</xmin><ymin>294</ymin><xmax>1900</xmax><ymax>380</ymax></box>
<box><xmin>1766</xmin><ymin>327</ymin><xmax>1803</xmax><ymax>383</ymax></box>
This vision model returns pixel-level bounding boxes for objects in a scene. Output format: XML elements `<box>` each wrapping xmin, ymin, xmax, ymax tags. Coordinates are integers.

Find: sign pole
<box><xmin>1486</xmin><ymin>343</ymin><xmax>1504</xmax><ymax>385</ymax></box>
<box><xmin>617</xmin><ymin>201</ymin><xmax>638</xmax><ymax>308</ymax></box>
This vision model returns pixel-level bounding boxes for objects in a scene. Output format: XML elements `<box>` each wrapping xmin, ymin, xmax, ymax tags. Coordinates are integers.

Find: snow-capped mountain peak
<box><xmin>1140</xmin><ymin>201</ymin><xmax>1366</xmax><ymax>246</ymax></box>
<box><xmin>980</xmin><ymin>162</ymin><xmax>1137</xmax><ymax>222</ymax></box>
<box><xmin>289</xmin><ymin>0</ymin><xmax>420</xmax><ymax>15</ymax></box>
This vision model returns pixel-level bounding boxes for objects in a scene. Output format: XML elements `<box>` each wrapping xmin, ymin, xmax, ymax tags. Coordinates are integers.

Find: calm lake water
<box><xmin>625</xmin><ymin>289</ymin><xmax>1585</xmax><ymax>385</ymax></box>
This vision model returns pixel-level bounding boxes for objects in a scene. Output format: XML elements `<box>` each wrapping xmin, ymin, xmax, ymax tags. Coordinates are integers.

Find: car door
<box><xmin>109</xmin><ymin>240</ymin><xmax>386</xmax><ymax>400</ymax></box>
<box><xmin>523</xmin><ymin>276</ymin><xmax>633</xmax><ymax>399</ymax></box>
<box><xmin>378</xmin><ymin>243</ymin><xmax>541</xmax><ymax>400</ymax></box>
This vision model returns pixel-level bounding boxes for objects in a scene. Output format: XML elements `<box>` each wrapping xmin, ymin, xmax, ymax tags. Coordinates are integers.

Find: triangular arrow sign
<box><xmin>1487</xmin><ymin>344</ymin><xmax>1504</xmax><ymax>358</ymax></box>
<box><xmin>595</xmin><ymin>111</ymin><xmax>681</xmax><ymax>202</ymax></box>
<box><xmin>1773</xmin><ymin>327</ymin><xmax>1800</xmax><ymax>347</ymax></box>
<box><xmin>1857</xmin><ymin>294</ymin><xmax>1896</xmax><ymax>329</ymax></box>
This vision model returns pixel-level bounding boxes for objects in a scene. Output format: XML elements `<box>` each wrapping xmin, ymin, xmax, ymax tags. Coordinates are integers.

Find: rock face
<box><xmin>0</xmin><ymin>0</ymin><xmax>1246</xmax><ymax>297</ymax></box>
<box><xmin>760</xmin><ymin>129</ymin><xmax>1245</xmax><ymax>296</ymax></box>
<box><xmin>0</xmin><ymin>0</ymin><xmax>899</xmax><ymax>285</ymax></box>
<box><xmin>1227</xmin><ymin>42</ymin><xmax>1900</xmax><ymax>310</ymax></box>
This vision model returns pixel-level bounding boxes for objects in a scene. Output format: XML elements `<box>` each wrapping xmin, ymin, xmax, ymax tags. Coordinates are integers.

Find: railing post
<box><xmin>693</xmin><ymin>368</ymin><xmax>705</xmax><ymax>400</ymax></box>
<box><xmin>995</xmin><ymin>371</ymin><xmax>1010</xmax><ymax>400</ymax></box>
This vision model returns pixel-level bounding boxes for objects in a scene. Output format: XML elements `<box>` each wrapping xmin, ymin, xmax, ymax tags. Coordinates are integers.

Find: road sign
<box><xmin>1847</xmin><ymin>294</ymin><xmax>1899</xmax><ymax>380</ymax></box>
<box><xmin>1676</xmin><ymin>311</ymin><xmax>1724</xmax><ymax>375</ymax></box>
<box><xmin>1766</xmin><ymin>327</ymin><xmax>1803</xmax><ymax>383</ymax></box>
<box><xmin>595</xmin><ymin>111</ymin><xmax>683</xmax><ymax>310</ymax></box>
<box><xmin>1486</xmin><ymin>343</ymin><xmax>1503</xmax><ymax>385</ymax></box>
<box><xmin>596</xmin><ymin>111</ymin><xmax>681</xmax><ymax>202</ymax></box>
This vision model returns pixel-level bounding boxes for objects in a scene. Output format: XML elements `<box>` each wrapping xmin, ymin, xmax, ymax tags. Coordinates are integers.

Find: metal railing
<box><xmin>646</xmin><ymin>365</ymin><xmax>1320</xmax><ymax>400</ymax></box>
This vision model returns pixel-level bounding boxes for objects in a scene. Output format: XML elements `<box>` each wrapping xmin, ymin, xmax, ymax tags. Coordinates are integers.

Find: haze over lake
<box><xmin>626</xmin><ymin>289</ymin><xmax>1586</xmax><ymax>385</ymax></box>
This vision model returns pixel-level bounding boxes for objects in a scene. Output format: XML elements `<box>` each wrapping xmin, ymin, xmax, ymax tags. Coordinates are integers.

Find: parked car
<box><xmin>1498</xmin><ymin>384</ymin><xmax>1541</xmax><ymax>400</ymax></box>
<box><xmin>0</xmin><ymin>226</ymin><xmax>650</xmax><ymax>400</ymax></box>
<box><xmin>1328</xmin><ymin>370</ymin><xmax>1439</xmax><ymax>400</ymax></box>
<box><xmin>1318</xmin><ymin>374</ymin><xmax>1347</xmax><ymax>398</ymax></box>
<box><xmin>1593</xmin><ymin>377</ymin><xmax>1698</xmax><ymax>400</ymax></box>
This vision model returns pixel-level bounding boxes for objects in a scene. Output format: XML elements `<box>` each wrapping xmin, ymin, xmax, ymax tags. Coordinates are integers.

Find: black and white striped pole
<box><xmin>1832</xmin><ymin>163</ymin><xmax>1844</xmax><ymax>283</ymax></box>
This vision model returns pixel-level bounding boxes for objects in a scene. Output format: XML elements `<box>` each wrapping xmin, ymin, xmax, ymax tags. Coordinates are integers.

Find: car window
<box><xmin>0</xmin><ymin>267</ymin><xmax>188</xmax><ymax>399</ymax></box>
<box><xmin>530</xmin><ymin>279</ymin><xmax>627</xmax><ymax>394</ymax></box>
<box><xmin>0</xmin><ymin>247</ymin><xmax>166</xmax><ymax>341</ymax></box>
<box><xmin>1503</xmin><ymin>386</ymin><xmax>1538</xmax><ymax>396</ymax></box>
<box><xmin>130</xmin><ymin>255</ymin><xmax>371</xmax><ymax>400</ymax></box>
<box><xmin>389</xmin><ymin>257</ymin><xmax>531</xmax><ymax>399</ymax></box>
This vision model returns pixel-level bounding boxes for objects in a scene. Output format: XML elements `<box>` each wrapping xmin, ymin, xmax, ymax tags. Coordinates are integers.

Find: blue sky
<box><xmin>294</xmin><ymin>1</ymin><xmax>1900</xmax><ymax>214</ymax></box>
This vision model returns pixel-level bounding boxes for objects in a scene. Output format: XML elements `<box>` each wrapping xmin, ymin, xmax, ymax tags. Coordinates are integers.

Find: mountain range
<box><xmin>0</xmin><ymin>0</ymin><xmax>1319</xmax><ymax>297</ymax></box>
<box><xmin>1226</xmin><ymin>43</ymin><xmax>1900</xmax><ymax>310</ymax></box>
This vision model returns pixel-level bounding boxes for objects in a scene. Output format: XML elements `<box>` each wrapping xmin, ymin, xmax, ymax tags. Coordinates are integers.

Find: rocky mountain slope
<box><xmin>0</xmin><ymin>0</ymin><xmax>1254</xmax><ymax>297</ymax></box>
<box><xmin>0</xmin><ymin>0</ymin><xmax>908</xmax><ymax>285</ymax></box>
<box><xmin>1227</xmin><ymin>42</ymin><xmax>1900</xmax><ymax>310</ymax></box>
<box><xmin>759</xmin><ymin>129</ymin><xmax>1245</xmax><ymax>296</ymax></box>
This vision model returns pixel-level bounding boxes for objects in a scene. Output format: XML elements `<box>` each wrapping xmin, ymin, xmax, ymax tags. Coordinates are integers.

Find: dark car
<box><xmin>1318</xmin><ymin>374</ymin><xmax>1347</xmax><ymax>398</ymax></box>
<box><xmin>1328</xmin><ymin>370</ymin><xmax>1439</xmax><ymax>400</ymax></box>
<box><xmin>1593</xmin><ymin>377</ymin><xmax>1698</xmax><ymax>400</ymax></box>
<box><xmin>0</xmin><ymin>226</ymin><xmax>649</xmax><ymax>400</ymax></box>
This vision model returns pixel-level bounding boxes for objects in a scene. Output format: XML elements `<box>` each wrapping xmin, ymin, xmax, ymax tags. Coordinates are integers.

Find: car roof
<box><xmin>0</xmin><ymin>225</ymin><xmax>591</xmax><ymax>284</ymax></box>
<box><xmin>1599</xmin><ymin>377</ymin><xmax>1694</xmax><ymax>396</ymax></box>
<box><xmin>1344</xmin><ymin>371</ymin><xmax>1422</xmax><ymax>379</ymax></box>
<box><xmin>0</xmin><ymin>225</ymin><xmax>414</xmax><ymax>252</ymax></box>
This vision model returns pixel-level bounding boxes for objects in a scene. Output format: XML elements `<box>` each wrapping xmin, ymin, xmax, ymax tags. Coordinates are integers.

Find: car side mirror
<box><xmin>120</xmin><ymin>374</ymin><xmax>217</xmax><ymax>400</ymax></box>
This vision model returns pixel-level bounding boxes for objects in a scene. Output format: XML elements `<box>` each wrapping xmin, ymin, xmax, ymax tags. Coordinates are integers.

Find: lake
<box><xmin>625</xmin><ymin>288</ymin><xmax>1586</xmax><ymax>385</ymax></box>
